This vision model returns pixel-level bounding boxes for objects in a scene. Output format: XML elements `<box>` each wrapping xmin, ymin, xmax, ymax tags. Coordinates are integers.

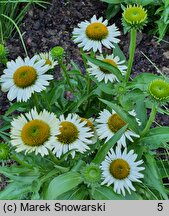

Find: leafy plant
<box><xmin>0</xmin><ymin>4</ymin><xmax>169</xmax><ymax>200</ymax></box>
<box><xmin>0</xmin><ymin>0</ymin><xmax>50</xmax><ymax>44</ymax></box>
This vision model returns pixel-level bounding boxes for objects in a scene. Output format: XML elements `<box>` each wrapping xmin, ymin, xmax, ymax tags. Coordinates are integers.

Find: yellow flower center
<box><xmin>86</xmin><ymin>22</ymin><xmax>108</xmax><ymax>41</ymax></box>
<box><xmin>100</xmin><ymin>58</ymin><xmax>117</xmax><ymax>74</ymax></box>
<box><xmin>13</xmin><ymin>66</ymin><xmax>37</xmax><ymax>88</ymax></box>
<box><xmin>45</xmin><ymin>58</ymin><xmax>52</xmax><ymax>65</ymax></box>
<box><xmin>80</xmin><ymin>118</ymin><xmax>94</xmax><ymax>130</ymax></box>
<box><xmin>109</xmin><ymin>159</ymin><xmax>130</xmax><ymax>179</ymax></box>
<box><xmin>57</xmin><ymin>121</ymin><xmax>79</xmax><ymax>144</ymax></box>
<box><xmin>108</xmin><ymin>114</ymin><xmax>126</xmax><ymax>133</ymax></box>
<box><xmin>123</xmin><ymin>5</ymin><xmax>147</xmax><ymax>24</ymax></box>
<box><xmin>21</xmin><ymin>120</ymin><xmax>50</xmax><ymax>146</ymax></box>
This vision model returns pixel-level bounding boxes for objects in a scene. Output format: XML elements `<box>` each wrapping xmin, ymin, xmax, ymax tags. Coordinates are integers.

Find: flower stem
<box><xmin>32</xmin><ymin>93</ymin><xmax>40</xmax><ymax>111</ymax></box>
<box><xmin>125</xmin><ymin>28</ymin><xmax>137</xmax><ymax>83</ymax></box>
<box><xmin>40</xmin><ymin>169</ymin><xmax>58</xmax><ymax>183</ymax></box>
<box><xmin>11</xmin><ymin>155</ymin><xmax>33</xmax><ymax>169</ymax></box>
<box><xmin>71</xmin><ymin>159</ymin><xmax>85</xmax><ymax>172</ymax></box>
<box><xmin>48</xmin><ymin>149</ymin><xmax>59</xmax><ymax>164</ymax></box>
<box><xmin>80</xmin><ymin>48</ymin><xmax>91</xmax><ymax>95</ymax></box>
<box><xmin>58</xmin><ymin>59</ymin><xmax>74</xmax><ymax>92</ymax></box>
<box><xmin>141</xmin><ymin>104</ymin><xmax>157</xmax><ymax>136</ymax></box>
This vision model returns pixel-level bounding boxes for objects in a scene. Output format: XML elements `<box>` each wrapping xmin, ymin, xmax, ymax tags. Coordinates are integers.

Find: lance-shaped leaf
<box><xmin>93</xmin><ymin>124</ymin><xmax>128</xmax><ymax>164</ymax></box>
<box><xmin>44</xmin><ymin>172</ymin><xmax>83</xmax><ymax>200</ymax></box>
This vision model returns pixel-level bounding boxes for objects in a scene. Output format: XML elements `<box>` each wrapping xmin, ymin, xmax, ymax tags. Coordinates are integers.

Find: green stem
<box><xmin>40</xmin><ymin>169</ymin><xmax>58</xmax><ymax>184</ymax></box>
<box><xmin>141</xmin><ymin>104</ymin><xmax>157</xmax><ymax>136</ymax></box>
<box><xmin>43</xmin><ymin>91</ymin><xmax>51</xmax><ymax>112</ymax></box>
<box><xmin>48</xmin><ymin>149</ymin><xmax>59</xmax><ymax>164</ymax></box>
<box><xmin>125</xmin><ymin>28</ymin><xmax>137</xmax><ymax>83</ymax></box>
<box><xmin>71</xmin><ymin>159</ymin><xmax>85</xmax><ymax>172</ymax></box>
<box><xmin>58</xmin><ymin>59</ymin><xmax>74</xmax><ymax>92</ymax></box>
<box><xmin>32</xmin><ymin>93</ymin><xmax>40</xmax><ymax>111</ymax></box>
<box><xmin>11</xmin><ymin>155</ymin><xmax>33</xmax><ymax>169</ymax></box>
<box><xmin>80</xmin><ymin>48</ymin><xmax>91</xmax><ymax>95</ymax></box>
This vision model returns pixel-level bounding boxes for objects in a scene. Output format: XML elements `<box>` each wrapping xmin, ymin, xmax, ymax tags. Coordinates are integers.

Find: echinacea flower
<box><xmin>73</xmin><ymin>15</ymin><xmax>120</xmax><ymax>53</ymax></box>
<box><xmin>96</xmin><ymin>109</ymin><xmax>139</xmax><ymax>148</ymax></box>
<box><xmin>36</xmin><ymin>52</ymin><xmax>58</xmax><ymax>69</ymax></box>
<box><xmin>148</xmin><ymin>79</ymin><xmax>169</xmax><ymax>101</ymax></box>
<box><xmin>122</xmin><ymin>5</ymin><xmax>147</xmax><ymax>30</ymax></box>
<box><xmin>10</xmin><ymin>108</ymin><xmax>60</xmax><ymax>156</ymax></box>
<box><xmin>87</xmin><ymin>54</ymin><xmax>127</xmax><ymax>83</ymax></box>
<box><xmin>100</xmin><ymin>147</ymin><xmax>144</xmax><ymax>196</ymax></box>
<box><xmin>52</xmin><ymin>114</ymin><xmax>94</xmax><ymax>158</ymax></box>
<box><xmin>1</xmin><ymin>56</ymin><xmax>52</xmax><ymax>102</ymax></box>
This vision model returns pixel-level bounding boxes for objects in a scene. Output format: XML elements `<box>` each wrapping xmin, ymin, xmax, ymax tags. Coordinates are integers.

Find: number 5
<box><xmin>157</xmin><ymin>203</ymin><xmax>163</xmax><ymax>211</ymax></box>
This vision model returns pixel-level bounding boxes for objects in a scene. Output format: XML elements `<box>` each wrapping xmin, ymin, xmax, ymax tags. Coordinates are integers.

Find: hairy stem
<box><xmin>141</xmin><ymin>104</ymin><xmax>157</xmax><ymax>136</ymax></box>
<box><xmin>125</xmin><ymin>28</ymin><xmax>137</xmax><ymax>82</ymax></box>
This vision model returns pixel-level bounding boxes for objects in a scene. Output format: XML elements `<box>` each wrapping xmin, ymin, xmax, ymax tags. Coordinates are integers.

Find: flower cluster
<box><xmin>0</xmin><ymin>4</ymin><xmax>168</xmax><ymax>200</ymax></box>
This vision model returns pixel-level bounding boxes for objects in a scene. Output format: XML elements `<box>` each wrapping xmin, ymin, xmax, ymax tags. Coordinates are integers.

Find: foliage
<box><xmin>0</xmin><ymin>4</ymin><xmax>169</xmax><ymax>200</ymax></box>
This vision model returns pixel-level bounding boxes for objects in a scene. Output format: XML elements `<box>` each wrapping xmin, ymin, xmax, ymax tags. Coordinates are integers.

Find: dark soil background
<box><xmin>0</xmin><ymin>0</ymin><xmax>169</xmax><ymax>191</ymax></box>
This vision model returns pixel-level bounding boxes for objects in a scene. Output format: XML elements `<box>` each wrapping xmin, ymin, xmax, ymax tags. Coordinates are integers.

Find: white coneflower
<box><xmin>1</xmin><ymin>56</ymin><xmax>52</xmax><ymax>102</ymax></box>
<box><xmin>101</xmin><ymin>147</ymin><xmax>144</xmax><ymax>196</ymax></box>
<box><xmin>73</xmin><ymin>15</ymin><xmax>120</xmax><ymax>53</ymax></box>
<box><xmin>36</xmin><ymin>52</ymin><xmax>58</xmax><ymax>69</ymax></box>
<box><xmin>96</xmin><ymin>109</ymin><xmax>139</xmax><ymax>148</ymax></box>
<box><xmin>10</xmin><ymin>108</ymin><xmax>60</xmax><ymax>156</ymax></box>
<box><xmin>87</xmin><ymin>54</ymin><xmax>127</xmax><ymax>83</ymax></box>
<box><xmin>52</xmin><ymin>113</ymin><xmax>94</xmax><ymax>158</ymax></box>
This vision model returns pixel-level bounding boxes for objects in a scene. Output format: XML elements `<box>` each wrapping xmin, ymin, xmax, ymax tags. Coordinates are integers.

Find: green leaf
<box><xmin>101</xmin><ymin>0</ymin><xmax>123</xmax><ymax>3</ymax></box>
<box><xmin>124</xmin><ymin>191</ymin><xmax>143</xmax><ymax>200</ymax></box>
<box><xmin>57</xmin><ymin>186</ymin><xmax>88</xmax><ymax>200</ymax></box>
<box><xmin>157</xmin><ymin>160</ymin><xmax>169</xmax><ymax>179</ymax></box>
<box><xmin>93</xmin><ymin>124</ymin><xmax>128</xmax><ymax>164</ymax></box>
<box><xmin>129</xmin><ymin>73</ymin><xmax>160</xmax><ymax>91</ymax></box>
<box><xmin>0</xmin><ymin>183</ymin><xmax>32</xmax><ymax>200</ymax></box>
<box><xmin>65</xmin><ymin>90</ymin><xmax>94</xmax><ymax>113</ymax></box>
<box><xmin>0</xmin><ymin>166</ymin><xmax>40</xmax><ymax>184</ymax></box>
<box><xmin>113</xmin><ymin>43</ymin><xmax>126</xmax><ymax>62</ymax></box>
<box><xmin>119</xmin><ymin>89</ymin><xmax>145</xmax><ymax>111</ymax></box>
<box><xmin>139</xmin><ymin>127</ymin><xmax>169</xmax><ymax>149</ymax></box>
<box><xmin>106</xmin><ymin>4</ymin><xmax>121</xmax><ymax>20</ymax></box>
<box><xmin>5</xmin><ymin>102</ymin><xmax>27</xmax><ymax>116</ymax></box>
<box><xmin>48</xmin><ymin>85</ymin><xmax>65</xmax><ymax>105</ymax></box>
<box><xmin>100</xmin><ymin>99</ymin><xmax>139</xmax><ymax>133</ymax></box>
<box><xmin>92</xmin><ymin>186</ymin><xmax>124</xmax><ymax>200</ymax></box>
<box><xmin>135</xmin><ymin>99</ymin><xmax>147</xmax><ymax>130</ymax></box>
<box><xmin>143</xmin><ymin>154</ymin><xmax>168</xmax><ymax>200</ymax></box>
<box><xmin>90</xmin><ymin>76</ymin><xmax>115</xmax><ymax>95</ymax></box>
<box><xmin>44</xmin><ymin>172</ymin><xmax>83</xmax><ymax>200</ymax></box>
<box><xmin>135</xmin><ymin>0</ymin><xmax>154</xmax><ymax>6</ymax></box>
<box><xmin>82</xmin><ymin>53</ymin><xmax>123</xmax><ymax>82</ymax></box>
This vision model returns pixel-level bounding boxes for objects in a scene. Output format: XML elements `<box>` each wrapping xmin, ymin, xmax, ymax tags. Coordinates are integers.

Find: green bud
<box><xmin>122</xmin><ymin>5</ymin><xmax>147</xmax><ymax>31</ymax></box>
<box><xmin>51</xmin><ymin>46</ymin><xmax>64</xmax><ymax>59</ymax></box>
<box><xmin>148</xmin><ymin>79</ymin><xmax>169</xmax><ymax>101</ymax></box>
<box><xmin>81</xmin><ymin>163</ymin><xmax>101</xmax><ymax>187</ymax></box>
